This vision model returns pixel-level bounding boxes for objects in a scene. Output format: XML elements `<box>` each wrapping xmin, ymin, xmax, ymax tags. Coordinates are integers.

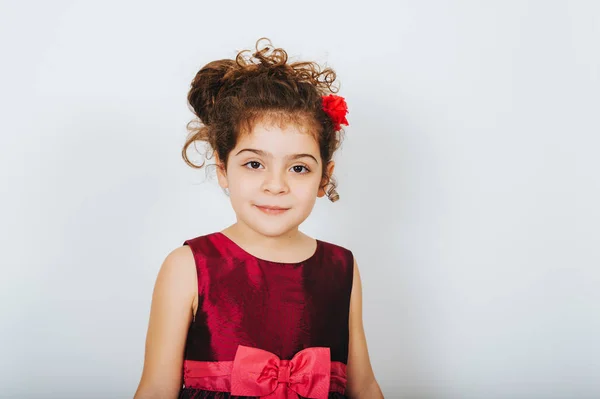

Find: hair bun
<box><xmin>187</xmin><ymin>59</ymin><xmax>236</xmax><ymax>125</ymax></box>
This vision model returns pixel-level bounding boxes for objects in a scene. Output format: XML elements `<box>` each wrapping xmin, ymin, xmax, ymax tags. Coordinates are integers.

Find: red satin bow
<box><xmin>230</xmin><ymin>345</ymin><xmax>331</xmax><ymax>399</ymax></box>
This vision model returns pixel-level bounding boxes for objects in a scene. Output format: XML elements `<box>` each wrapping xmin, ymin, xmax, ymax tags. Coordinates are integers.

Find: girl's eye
<box><xmin>244</xmin><ymin>161</ymin><xmax>263</xmax><ymax>169</ymax></box>
<box><xmin>291</xmin><ymin>165</ymin><xmax>310</xmax><ymax>174</ymax></box>
<box><xmin>243</xmin><ymin>162</ymin><xmax>309</xmax><ymax>174</ymax></box>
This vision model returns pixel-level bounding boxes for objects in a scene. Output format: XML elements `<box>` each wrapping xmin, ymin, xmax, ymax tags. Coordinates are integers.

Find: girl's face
<box><xmin>216</xmin><ymin>119</ymin><xmax>334</xmax><ymax>238</ymax></box>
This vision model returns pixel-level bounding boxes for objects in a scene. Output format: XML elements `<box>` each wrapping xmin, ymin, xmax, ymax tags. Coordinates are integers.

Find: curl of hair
<box><xmin>182</xmin><ymin>37</ymin><xmax>345</xmax><ymax>196</ymax></box>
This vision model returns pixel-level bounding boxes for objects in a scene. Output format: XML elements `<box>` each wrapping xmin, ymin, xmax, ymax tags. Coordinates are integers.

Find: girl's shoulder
<box><xmin>317</xmin><ymin>237</ymin><xmax>354</xmax><ymax>253</ymax></box>
<box><xmin>151</xmin><ymin>243</ymin><xmax>197</xmax><ymax>305</ymax></box>
<box><xmin>181</xmin><ymin>232</ymin><xmax>223</xmax><ymax>258</ymax></box>
<box><xmin>315</xmin><ymin>237</ymin><xmax>355</xmax><ymax>262</ymax></box>
<box><xmin>181</xmin><ymin>231</ymin><xmax>355</xmax><ymax>268</ymax></box>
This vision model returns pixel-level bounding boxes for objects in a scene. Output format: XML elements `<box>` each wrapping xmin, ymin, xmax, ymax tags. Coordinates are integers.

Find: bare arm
<box><xmin>134</xmin><ymin>246</ymin><xmax>197</xmax><ymax>399</ymax></box>
<box><xmin>346</xmin><ymin>258</ymin><xmax>385</xmax><ymax>399</ymax></box>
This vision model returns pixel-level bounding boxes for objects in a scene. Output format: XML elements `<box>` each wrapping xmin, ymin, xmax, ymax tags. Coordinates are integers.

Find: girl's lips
<box><xmin>255</xmin><ymin>205</ymin><xmax>290</xmax><ymax>214</ymax></box>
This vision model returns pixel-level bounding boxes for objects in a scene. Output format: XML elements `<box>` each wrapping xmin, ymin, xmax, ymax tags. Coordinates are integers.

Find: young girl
<box><xmin>134</xmin><ymin>38</ymin><xmax>384</xmax><ymax>399</ymax></box>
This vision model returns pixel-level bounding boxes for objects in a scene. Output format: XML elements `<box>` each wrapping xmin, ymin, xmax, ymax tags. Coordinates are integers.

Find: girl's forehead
<box><xmin>236</xmin><ymin>120</ymin><xmax>320</xmax><ymax>152</ymax></box>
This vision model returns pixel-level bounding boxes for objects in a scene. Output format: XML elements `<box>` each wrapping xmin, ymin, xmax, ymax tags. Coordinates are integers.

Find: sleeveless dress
<box><xmin>178</xmin><ymin>232</ymin><xmax>354</xmax><ymax>399</ymax></box>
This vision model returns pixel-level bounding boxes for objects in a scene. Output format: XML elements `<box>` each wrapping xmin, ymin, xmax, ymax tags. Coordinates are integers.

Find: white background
<box><xmin>1</xmin><ymin>1</ymin><xmax>598</xmax><ymax>398</ymax></box>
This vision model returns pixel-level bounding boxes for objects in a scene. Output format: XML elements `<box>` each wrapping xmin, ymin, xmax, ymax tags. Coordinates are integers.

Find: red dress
<box><xmin>178</xmin><ymin>232</ymin><xmax>354</xmax><ymax>399</ymax></box>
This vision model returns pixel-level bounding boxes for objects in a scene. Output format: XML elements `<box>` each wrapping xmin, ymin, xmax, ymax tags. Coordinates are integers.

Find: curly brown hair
<box><xmin>182</xmin><ymin>37</ymin><xmax>346</xmax><ymax>199</ymax></box>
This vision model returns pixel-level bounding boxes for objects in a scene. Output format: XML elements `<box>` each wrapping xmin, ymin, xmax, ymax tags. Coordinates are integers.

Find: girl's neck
<box><xmin>220</xmin><ymin>222</ymin><xmax>317</xmax><ymax>263</ymax></box>
<box><xmin>221</xmin><ymin>222</ymin><xmax>305</xmax><ymax>250</ymax></box>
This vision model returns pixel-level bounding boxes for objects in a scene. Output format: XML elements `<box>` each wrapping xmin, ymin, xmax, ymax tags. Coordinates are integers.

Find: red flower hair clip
<box><xmin>322</xmin><ymin>94</ymin><xmax>349</xmax><ymax>131</ymax></box>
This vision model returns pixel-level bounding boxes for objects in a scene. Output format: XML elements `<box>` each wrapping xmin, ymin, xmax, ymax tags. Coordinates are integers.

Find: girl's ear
<box><xmin>215</xmin><ymin>153</ymin><xmax>229</xmax><ymax>189</ymax></box>
<box><xmin>317</xmin><ymin>160</ymin><xmax>336</xmax><ymax>198</ymax></box>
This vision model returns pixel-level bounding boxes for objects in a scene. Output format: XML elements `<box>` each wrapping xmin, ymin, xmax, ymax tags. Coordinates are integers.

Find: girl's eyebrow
<box><xmin>235</xmin><ymin>148</ymin><xmax>319</xmax><ymax>164</ymax></box>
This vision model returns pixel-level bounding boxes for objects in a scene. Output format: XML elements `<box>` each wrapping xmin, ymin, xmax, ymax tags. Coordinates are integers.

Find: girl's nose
<box><xmin>262</xmin><ymin>170</ymin><xmax>289</xmax><ymax>194</ymax></box>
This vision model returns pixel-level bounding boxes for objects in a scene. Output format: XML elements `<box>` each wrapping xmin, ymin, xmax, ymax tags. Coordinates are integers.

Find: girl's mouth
<box><xmin>255</xmin><ymin>205</ymin><xmax>290</xmax><ymax>215</ymax></box>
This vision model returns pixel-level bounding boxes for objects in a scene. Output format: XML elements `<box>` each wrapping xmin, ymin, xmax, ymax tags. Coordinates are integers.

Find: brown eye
<box><xmin>243</xmin><ymin>161</ymin><xmax>263</xmax><ymax>169</ymax></box>
<box><xmin>291</xmin><ymin>165</ymin><xmax>309</xmax><ymax>174</ymax></box>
